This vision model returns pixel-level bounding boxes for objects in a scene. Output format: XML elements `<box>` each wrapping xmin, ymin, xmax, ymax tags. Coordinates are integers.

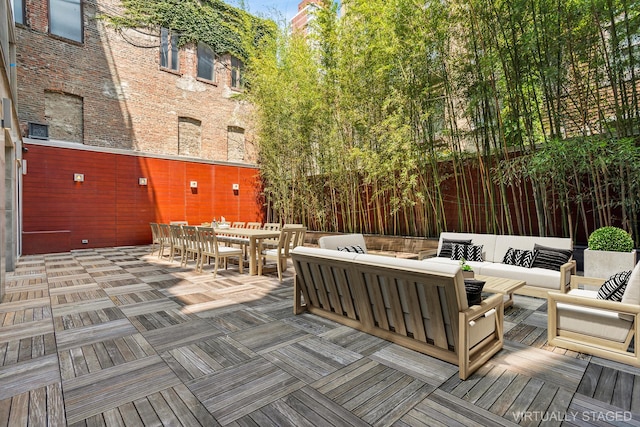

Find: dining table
<box><xmin>214</xmin><ymin>227</ymin><xmax>281</xmax><ymax>275</ymax></box>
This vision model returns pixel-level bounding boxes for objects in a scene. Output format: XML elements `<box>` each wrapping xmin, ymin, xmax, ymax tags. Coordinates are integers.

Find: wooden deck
<box><xmin>0</xmin><ymin>245</ymin><xmax>639</xmax><ymax>426</ymax></box>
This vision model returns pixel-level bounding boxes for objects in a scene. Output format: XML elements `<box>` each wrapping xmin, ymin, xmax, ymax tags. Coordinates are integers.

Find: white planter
<box><xmin>583</xmin><ymin>248</ymin><xmax>637</xmax><ymax>278</ymax></box>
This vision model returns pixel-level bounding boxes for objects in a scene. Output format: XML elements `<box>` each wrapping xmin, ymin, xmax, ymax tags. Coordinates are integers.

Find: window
<box><xmin>197</xmin><ymin>42</ymin><xmax>215</xmax><ymax>82</ymax></box>
<box><xmin>49</xmin><ymin>0</ymin><xmax>82</xmax><ymax>42</ymax></box>
<box><xmin>231</xmin><ymin>56</ymin><xmax>243</xmax><ymax>89</ymax></box>
<box><xmin>160</xmin><ymin>28</ymin><xmax>179</xmax><ymax>71</ymax></box>
<box><xmin>13</xmin><ymin>0</ymin><xmax>24</xmax><ymax>24</ymax></box>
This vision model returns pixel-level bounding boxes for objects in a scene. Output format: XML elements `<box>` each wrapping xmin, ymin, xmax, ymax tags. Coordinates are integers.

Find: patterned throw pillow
<box><xmin>337</xmin><ymin>245</ymin><xmax>365</xmax><ymax>254</ymax></box>
<box><xmin>451</xmin><ymin>243</ymin><xmax>484</xmax><ymax>262</ymax></box>
<box><xmin>530</xmin><ymin>244</ymin><xmax>572</xmax><ymax>271</ymax></box>
<box><xmin>438</xmin><ymin>238</ymin><xmax>472</xmax><ymax>258</ymax></box>
<box><xmin>502</xmin><ymin>248</ymin><xmax>536</xmax><ymax>268</ymax></box>
<box><xmin>597</xmin><ymin>270</ymin><xmax>632</xmax><ymax>301</ymax></box>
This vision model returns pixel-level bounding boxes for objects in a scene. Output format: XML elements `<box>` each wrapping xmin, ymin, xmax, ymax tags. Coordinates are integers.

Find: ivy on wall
<box><xmin>103</xmin><ymin>0</ymin><xmax>276</xmax><ymax>60</ymax></box>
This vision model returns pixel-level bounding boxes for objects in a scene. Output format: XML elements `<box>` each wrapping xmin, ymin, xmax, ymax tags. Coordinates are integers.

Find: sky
<box><xmin>224</xmin><ymin>0</ymin><xmax>303</xmax><ymax>22</ymax></box>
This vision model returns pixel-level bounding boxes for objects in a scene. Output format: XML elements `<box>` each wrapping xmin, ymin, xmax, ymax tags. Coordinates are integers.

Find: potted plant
<box><xmin>583</xmin><ymin>226</ymin><xmax>637</xmax><ymax>278</ymax></box>
<box><xmin>460</xmin><ymin>258</ymin><xmax>474</xmax><ymax>279</ymax></box>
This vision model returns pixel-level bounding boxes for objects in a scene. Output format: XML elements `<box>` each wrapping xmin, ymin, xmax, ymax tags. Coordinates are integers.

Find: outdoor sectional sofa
<box><xmin>290</xmin><ymin>246</ymin><xmax>504</xmax><ymax>380</ymax></box>
<box><xmin>421</xmin><ymin>232</ymin><xmax>577</xmax><ymax>298</ymax></box>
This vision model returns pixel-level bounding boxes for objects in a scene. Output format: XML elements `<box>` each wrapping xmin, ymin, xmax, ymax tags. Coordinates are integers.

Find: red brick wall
<box><xmin>22</xmin><ymin>144</ymin><xmax>265</xmax><ymax>254</ymax></box>
<box><xmin>16</xmin><ymin>0</ymin><xmax>257</xmax><ymax>162</ymax></box>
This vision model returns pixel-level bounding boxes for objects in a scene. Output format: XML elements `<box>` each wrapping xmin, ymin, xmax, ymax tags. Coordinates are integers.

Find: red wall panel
<box><xmin>22</xmin><ymin>144</ymin><xmax>265</xmax><ymax>254</ymax></box>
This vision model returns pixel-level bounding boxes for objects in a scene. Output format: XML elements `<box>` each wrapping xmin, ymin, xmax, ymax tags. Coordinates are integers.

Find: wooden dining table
<box><xmin>214</xmin><ymin>227</ymin><xmax>281</xmax><ymax>275</ymax></box>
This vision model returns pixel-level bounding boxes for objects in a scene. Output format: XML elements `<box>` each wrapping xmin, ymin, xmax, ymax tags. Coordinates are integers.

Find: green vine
<box><xmin>102</xmin><ymin>0</ymin><xmax>276</xmax><ymax>61</ymax></box>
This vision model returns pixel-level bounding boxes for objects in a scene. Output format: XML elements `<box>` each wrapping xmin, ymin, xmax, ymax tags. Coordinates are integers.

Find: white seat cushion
<box><xmin>480</xmin><ymin>264</ymin><xmax>561</xmax><ymax>290</ymax></box>
<box><xmin>218</xmin><ymin>246</ymin><xmax>241</xmax><ymax>255</ymax></box>
<box><xmin>557</xmin><ymin>289</ymin><xmax>632</xmax><ymax>342</ymax></box>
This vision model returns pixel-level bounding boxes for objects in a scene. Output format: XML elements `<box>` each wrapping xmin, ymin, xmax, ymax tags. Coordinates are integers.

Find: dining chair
<box><xmin>181</xmin><ymin>225</ymin><xmax>200</xmax><ymax>267</ymax></box>
<box><xmin>258</xmin><ymin>225</ymin><xmax>307</xmax><ymax>281</ymax></box>
<box><xmin>242</xmin><ymin>223</ymin><xmax>263</xmax><ymax>257</ymax></box>
<box><xmin>157</xmin><ymin>223</ymin><xmax>172</xmax><ymax>259</ymax></box>
<box><xmin>196</xmin><ymin>227</ymin><xmax>244</xmax><ymax>276</ymax></box>
<box><xmin>149</xmin><ymin>223</ymin><xmax>161</xmax><ymax>254</ymax></box>
<box><xmin>169</xmin><ymin>224</ymin><xmax>186</xmax><ymax>263</ymax></box>
<box><xmin>261</xmin><ymin>222</ymin><xmax>281</xmax><ymax>248</ymax></box>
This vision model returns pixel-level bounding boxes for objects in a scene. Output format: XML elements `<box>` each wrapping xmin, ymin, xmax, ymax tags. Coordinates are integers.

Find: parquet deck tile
<box><xmin>1</xmin><ymin>245</ymin><xmax>639</xmax><ymax>425</ymax></box>
<box><xmin>93</xmin><ymin>272</ymin><xmax>138</xmax><ymax>284</ymax></box>
<box><xmin>0</xmin><ymin>354</ymin><xmax>61</xmax><ymax>400</ymax></box>
<box><xmin>229</xmin><ymin>320</ymin><xmax>312</xmax><ymax>354</ymax></box>
<box><xmin>206</xmin><ymin>308</ymin><xmax>276</xmax><ymax>333</ymax></box>
<box><xmin>402</xmin><ymin>389</ymin><xmax>520</xmax><ymax>427</ymax></box>
<box><xmin>487</xmin><ymin>340</ymin><xmax>589</xmax><ymax>392</ymax></box>
<box><xmin>0</xmin><ymin>297</ymin><xmax>50</xmax><ymax>316</ymax></box>
<box><xmin>118</xmin><ymin>299</ymin><xmax>184</xmax><ymax>319</ymax></box>
<box><xmin>263</xmin><ymin>336</ymin><xmax>363</xmax><ymax>383</ymax></box>
<box><xmin>142</xmin><ymin>318</ymin><xmax>224</xmax><ymax>353</ymax></box>
<box><xmin>51</xmin><ymin>296</ymin><xmax>117</xmax><ymax>318</ymax></box>
<box><xmin>55</xmin><ymin>318</ymin><xmax>139</xmax><ymax>352</ymax></box>
<box><xmin>108</xmin><ymin>289</ymin><xmax>167</xmax><ymax>307</ymax></box>
<box><xmin>564</xmin><ymin>394</ymin><xmax>640</xmax><ymax>426</ymax></box>
<box><xmin>62</xmin><ymin>355</ymin><xmax>182</xmax><ymax>424</ymax></box>
<box><xmin>320</xmin><ymin>325</ymin><xmax>392</xmax><ymax>356</ymax></box>
<box><xmin>0</xmin><ymin>383</ymin><xmax>66</xmax><ymax>427</ymax></box>
<box><xmin>102</xmin><ymin>283</ymin><xmax>154</xmax><ymax>296</ymax></box>
<box><xmin>186</xmin><ymin>357</ymin><xmax>305</xmax><ymax>425</ymax></box>
<box><xmin>162</xmin><ymin>335</ymin><xmax>256</xmax><ymax>382</ymax></box>
<box><xmin>181</xmin><ymin>299</ymin><xmax>249</xmax><ymax>318</ymax></box>
<box><xmin>0</xmin><ymin>328</ymin><xmax>57</xmax><ymax>366</ymax></box>
<box><xmin>370</xmin><ymin>344</ymin><xmax>458</xmax><ymax>386</ymax></box>
<box><xmin>53</xmin><ymin>307</ymin><xmax>126</xmax><ymax>334</ymax></box>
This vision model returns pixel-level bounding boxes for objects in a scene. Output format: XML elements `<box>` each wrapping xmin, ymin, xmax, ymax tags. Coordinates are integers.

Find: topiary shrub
<box><xmin>587</xmin><ymin>226</ymin><xmax>634</xmax><ymax>252</ymax></box>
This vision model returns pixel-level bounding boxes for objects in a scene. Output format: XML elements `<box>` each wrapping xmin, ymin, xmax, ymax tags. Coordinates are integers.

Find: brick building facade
<box><xmin>15</xmin><ymin>0</ymin><xmax>257</xmax><ymax>161</ymax></box>
<box><xmin>13</xmin><ymin>0</ymin><xmax>265</xmax><ymax>254</ymax></box>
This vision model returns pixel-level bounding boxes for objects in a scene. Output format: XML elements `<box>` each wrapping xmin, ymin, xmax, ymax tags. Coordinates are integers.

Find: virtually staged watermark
<box><xmin>512</xmin><ymin>410</ymin><xmax>634</xmax><ymax>422</ymax></box>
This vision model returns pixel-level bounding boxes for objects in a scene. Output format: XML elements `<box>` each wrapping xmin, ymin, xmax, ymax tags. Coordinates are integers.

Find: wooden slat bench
<box><xmin>291</xmin><ymin>247</ymin><xmax>505</xmax><ymax>379</ymax></box>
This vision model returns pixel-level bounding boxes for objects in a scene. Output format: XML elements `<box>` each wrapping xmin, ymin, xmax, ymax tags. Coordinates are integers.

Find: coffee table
<box><xmin>475</xmin><ymin>275</ymin><xmax>525</xmax><ymax>308</ymax></box>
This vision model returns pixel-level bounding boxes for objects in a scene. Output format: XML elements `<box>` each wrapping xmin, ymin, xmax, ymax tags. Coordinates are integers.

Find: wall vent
<box><xmin>28</xmin><ymin>122</ymin><xmax>49</xmax><ymax>140</ymax></box>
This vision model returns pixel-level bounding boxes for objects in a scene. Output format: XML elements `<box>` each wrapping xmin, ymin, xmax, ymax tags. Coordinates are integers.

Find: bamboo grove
<box><xmin>245</xmin><ymin>0</ymin><xmax>640</xmax><ymax>243</ymax></box>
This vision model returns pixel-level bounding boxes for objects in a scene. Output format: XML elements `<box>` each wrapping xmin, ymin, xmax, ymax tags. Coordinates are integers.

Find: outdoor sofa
<box><xmin>290</xmin><ymin>246</ymin><xmax>504</xmax><ymax>380</ymax></box>
<box><xmin>421</xmin><ymin>232</ymin><xmax>576</xmax><ymax>298</ymax></box>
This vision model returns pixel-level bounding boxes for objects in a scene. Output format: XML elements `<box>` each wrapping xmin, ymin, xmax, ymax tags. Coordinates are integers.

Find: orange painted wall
<box><xmin>22</xmin><ymin>144</ymin><xmax>265</xmax><ymax>254</ymax></box>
